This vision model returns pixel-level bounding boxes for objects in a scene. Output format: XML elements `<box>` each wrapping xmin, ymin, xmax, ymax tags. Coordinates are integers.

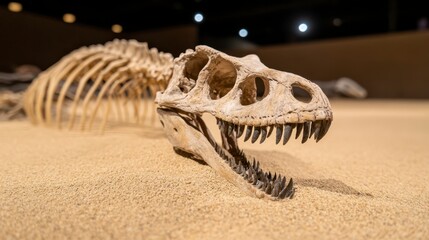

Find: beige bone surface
<box><xmin>156</xmin><ymin>45</ymin><xmax>333</xmax><ymax>200</ymax></box>
<box><xmin>23</xmin><ymin>39</ymin><xmax>174</xmax><ymax>131</ymax></box>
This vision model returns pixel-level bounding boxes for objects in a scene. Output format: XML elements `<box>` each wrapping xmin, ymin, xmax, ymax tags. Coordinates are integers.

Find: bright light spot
<box><xmin>194</xmin><ymin>13</ymin><xmax>204</xmax><ymax>23</ymax></box>
<box><xmin>8</xmin><ymin>2</ymin><xmax>22</xmax><ymax>12</ymax></box>
<box><xmin>112</xmin><ymin>24</ymin><xmax>123</xmax><ymax>33</ymax></box>
<box><xmin>63</xmin><ymin>13</ymin><xmax>76</xmax><ymax>23</ymax></box>
<box><xmin>238</xmin><ymin>28</ymin><xmax>248</xmax><ymax>38</ymax></box>
<box><xmin>298</xmin><ymin>23</ymin><xmax>308</xmax><ymax>32</ymax></box>
<box><xmin>333</xmin><ymin>18</ymin><xmax>342</xmax><ymax>27</ymax></box>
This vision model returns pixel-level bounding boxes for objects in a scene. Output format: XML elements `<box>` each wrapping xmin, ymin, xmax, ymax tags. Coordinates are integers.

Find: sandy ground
<box><xmin>0</xmin><ymin>99</ymin><xmax>428</xmax><ymax>239</ymax></box>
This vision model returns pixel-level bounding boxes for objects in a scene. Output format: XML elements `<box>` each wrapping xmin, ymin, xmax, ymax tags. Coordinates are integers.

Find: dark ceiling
<box><xmin>1</xmin><ymin>0</ymin><xmax>428</xmax><ymax>45</ymax></box>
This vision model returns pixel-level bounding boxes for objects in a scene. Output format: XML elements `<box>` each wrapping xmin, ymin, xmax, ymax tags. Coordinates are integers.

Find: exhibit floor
<box><xmin>1</xmin><ymin>100</ymin><xmax>428</xmax><ymax>239</ymax></box>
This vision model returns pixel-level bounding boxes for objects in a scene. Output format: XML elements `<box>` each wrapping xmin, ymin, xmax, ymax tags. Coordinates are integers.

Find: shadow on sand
<box><xmin>245</xmin><ymin>149</ymin><xmax>373</xmax><ymax>197</ymax></box>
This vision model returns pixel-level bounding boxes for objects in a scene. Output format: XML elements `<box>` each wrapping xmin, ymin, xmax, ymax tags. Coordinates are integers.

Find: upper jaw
<box><xmin>217</xmin><ymin>117</ymin><xmax>332</xmax><ymax>145</ymax></box>
<box><xmin>156</xmin><ymin>81</ymin><xmax>333</xmax><ymax>127</ymax></box>
<box><xmin>212</xmin><ymin>107</ymin><xmax>333</xmax><ymax>126</ymax></box>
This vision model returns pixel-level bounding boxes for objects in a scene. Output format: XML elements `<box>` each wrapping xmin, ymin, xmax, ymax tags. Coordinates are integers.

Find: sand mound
<box><xmin>1</xmin><ymin>100</ymin><xmax>428</xmax><ymax>239</ymax></box>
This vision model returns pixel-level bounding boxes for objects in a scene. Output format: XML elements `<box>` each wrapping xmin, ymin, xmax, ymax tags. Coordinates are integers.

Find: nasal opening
<box><xmin>292</xmin><ymin>84</ymin><xmax>312</xmax><ymax>103</ymax></box>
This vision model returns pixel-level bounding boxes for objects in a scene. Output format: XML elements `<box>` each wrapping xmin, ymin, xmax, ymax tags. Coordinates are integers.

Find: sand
<box><xmin>0</xmin><ymin>100</ymin><xmax>428</xmax><ymax>239</ymax></box>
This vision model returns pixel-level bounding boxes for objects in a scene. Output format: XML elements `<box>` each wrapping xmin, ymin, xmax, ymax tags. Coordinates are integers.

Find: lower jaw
<box><xmin>208</xmin><ymin>116</ymin><xmax>295</xmax><ymax>200</ymax></box>
<box><xmin>157</xmin><ymin>108</ymin><xmax>295</xmax><ymax>200</ymax></box>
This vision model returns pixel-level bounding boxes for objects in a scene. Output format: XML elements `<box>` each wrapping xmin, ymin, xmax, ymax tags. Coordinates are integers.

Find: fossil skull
<box><xmin>155</xmin><ymin>46</ymin><xmax>333</xmax><ymax>200</ymax></box>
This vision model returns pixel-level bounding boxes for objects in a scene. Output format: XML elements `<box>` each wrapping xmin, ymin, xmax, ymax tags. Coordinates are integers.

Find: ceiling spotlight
<box><xmin>194</xmin><ymin>13</ymin><xmax>204</xmax><ymax>23</ymax></box>
<box><xmin>333</xmin><ymin>18</ymin><xmax>342</xmax><ymax>27</ymax></box>
<box><xmin>298</xmin><ymin>23</ymin><xmax>308</xmax><ymax>33</ymax></box>
<box><xmin>63</xmin><ymin>13</ymin><xmax>76</xmax><ymax>23</ymax></box>
<box><xmin>8</xmin><ymin>2</ymin><xmax>22</xmax><ymax>12</ymax></box>
<box><xmin>112</xmin><ymin>24</ymin><xmax>123</xmax><ymax>33</ymax></box>
<box><xmin>238</xmin><ymin>28</ymin><xmax>248</xmax><ymax>38</ymax></box>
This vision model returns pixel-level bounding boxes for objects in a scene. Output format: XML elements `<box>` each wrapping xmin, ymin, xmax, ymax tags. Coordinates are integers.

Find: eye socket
<box><xmin>208</xmin><ymin>59</ymin><xmax>237</xmax><ymax>100</ymax></box>
<box><xmin>239</xmin><ymin>77</ymin><xmax>270</xmax><ymax>105</ymax></box>
<box><xmin>292</xmin><ymin>84</ymin><xmax>312</xmax><ymax>103</ymax></box>
<box><xmin>179</xmin><ymin>52</ymin><xmax>209</xmax><ymax>93</ymax></box>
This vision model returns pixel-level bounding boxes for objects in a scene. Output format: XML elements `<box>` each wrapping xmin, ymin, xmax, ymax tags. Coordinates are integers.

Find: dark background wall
<box><xmin>0</xmin><ymin>7</ymin><xmax>196</xmax><ymax>71</ymax></box>
<box><xmin>125</xmin><ymin>26</ymin><xmax>197</xmax><ymax>57</ymax></box>
<box><xmin>0</xmin><ymin>7</ymin><xmax>115</xmax><ymax>71</ymax></box>
<box><xmin>229</xmin><ymin>31</ymin><xmax>429</xmax><ymax>98</ymax></box>
<box><xmin>1</xmin><ymin>7</ymin><xmax>428</xmax><ymax>98</ymax></box>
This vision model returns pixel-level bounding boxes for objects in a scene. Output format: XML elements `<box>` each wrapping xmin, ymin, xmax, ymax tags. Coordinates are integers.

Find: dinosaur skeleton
<box><xmin>22</xmin><ymin>39</ymin><xmax>173</xmax><ymax>130</ymax></box>
<box><xmin>10</xmin><ymin>40</ymin><xmax>333</xmax><ymax>200</ymax></box>
<box><xmin>156</xmin><ymin>46</ymin><xmax>333</xmax><ymax>200</ymax></box>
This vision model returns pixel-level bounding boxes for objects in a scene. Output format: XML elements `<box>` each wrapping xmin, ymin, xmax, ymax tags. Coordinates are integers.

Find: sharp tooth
<box><xmin>317</xmin><ymin>120</ymin><xmax>331</xmax><ymax>142</ymax></box>
<box><xmin>241</xmin><ymin>165</ymin><xmax>246</xmax><ymax>174</ymax></box>
<box><xmin>236</xmin><ymin>125</ymin><xmax>245</xmax><ymax>138</ymax></box>
<box><xmin>275</xmin><ymin>125</ymin><xmax>283</xmax><ymax>144</ymax></box>
<box><xmin>326</xmin><ymin>120</ymin><xmax>332</xmax><ymax>131</ymax></box>
<box><xmin>267</xmin><ymin>172</ymin><xmax>272</xmax><ymax>180</ymax></box>
<box><xmin>282</xmin><ymin>124</ymin><xmax>293</xmax><ymax>145</ymax></box>
<box><xmin>237</xmin><ymin>161</ymin><xmax>242</xmax><ymax>171</ymax></box>
<box><xmin>280</xmin><ymin>176</ymin><xmax>286</xmax><ymax>189</ymax></box>
<box><xmin>230</xmin><ymin>159</ymin><xmax>236</xmax><ymax>167</ymax></box>
<box><xmin>275</xmin><ymin>174</ymin><xmax>282</xmax><ymax>185</ymax></box>
<box><xmin>279</xmin><ymin>179</ymin><xmax>293</xmax><ymax>199</ymax></box>
<box><xmin>240</xmin><ymin>150</ymin><xmax>246</xmax><ymax>159</ymax></box>
<box><xmin>252</xmin><ymin>158</ymin><xmax>256</xmax><ymax>168</ymax></box>
<box><xmin>262</xmin><ymin>172</ymin><xmax>269</xmax><ymax>184</ymax></box>
<box><xmin>216</xmin><ymin>118</ymin><xmax>221</xmax><ymax>126</ymax></box>
<box><xmin>267</xmin><ymin>125</ymin><xmax>274</xmax><ymax>138</ymax></box>
<box><xmin>251</xmin><ymin>127</ymin><xmax>261</xmax><ymax>143</ymax></box>
<box><xmin>271</xmin><ymin>183</ymin><xmax>280</xmax><ymax>197</ymax></box>
<box><xmin>244</xmin><ymin>125</ymin><xmax>253</xmax><ymax>142</ymax></box>
<box><xmin>302</xmin><ymin>122</ymin><xmax>310</xmax><ymax>143</ymax></box>
<box><xmin>247</xmin><ymin>169</ymin><xmax>253</xmax><ymax>183</ymax></box>
<box><xmin>259</xmin><ymin>127</ymin><xmax>267</xmax><ymax>144</ymax></box>
<box><xmin>279</xmin><ymin>178</ymin><xmax>294</xmax><ymax>199</ymax></box>
<box><xmin>295</xmin><ymin>123</ymin><xmax>303</xmax><ymax>139</ymax></box>
<box><xmin>252</xmin><ymin>174</ymin><xmax>258</xmax><ymax>185</ymax></box>
<box><xmin>323</xmin><ymin>121</ymin><xmax>331</xmax><ymax>139</ymax></box>
<box><xmin>227</xmin><ymin>123</ymin><xmax>234</xmax><ymax>136</ymax></box>
<box><xmin>312</xmin><ymin>121</ymin><xmax>322</xmax><ymax>140</ymax></box>
<box><xmin>219</xmin><ymin>120</ymin><xmax>225</xmax><ymax>131</ymax></box>
<box><xmin>265</xmin><ymin>183</ymin><xmax>273</xmax><ymax>194</ymax></box>
<box><xmin>248</xmin><ymin>168</ymin><xmax>256</xmax><ymax>183</ymax></box>
<box><xmin>273</xmin><ymin>172</ymin><xmax>277</xmax><ymax>181</ymax></box>
<box><xmin>278</xmin><ymin>188</ymin><xmax>288</xmax><ymax>199</ymax></box>
<box><xmin>316</xmin><ymin>121</ymin><xmax>325</xmax><ymax>142</ymax></box>
<box><xmin>309</xmin><ymin>121</ymin><xmax>318</xmax><ymax>139</ymax></box>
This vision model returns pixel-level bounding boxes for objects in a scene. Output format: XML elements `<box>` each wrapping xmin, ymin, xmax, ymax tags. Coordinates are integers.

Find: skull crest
<box><xmin>156</xmin><ymin>45</ymin><xmax>333</xmax><ymax>200</ymax></box>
